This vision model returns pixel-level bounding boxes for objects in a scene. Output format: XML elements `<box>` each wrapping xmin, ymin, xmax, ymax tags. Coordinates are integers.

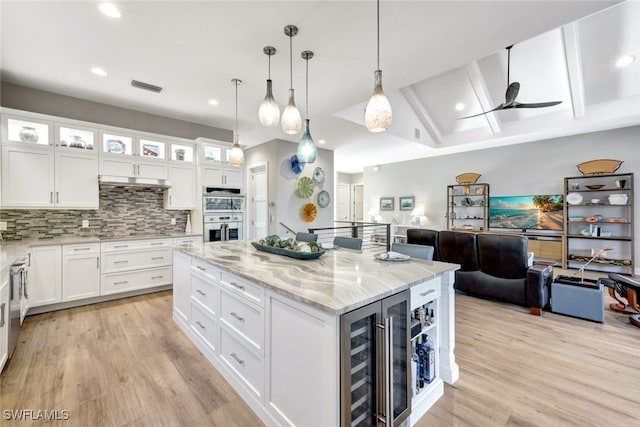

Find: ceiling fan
<box><xmin>459</xmin><ymin>44</ymin><xmax>562</xmax><ymax>119</ymax></box>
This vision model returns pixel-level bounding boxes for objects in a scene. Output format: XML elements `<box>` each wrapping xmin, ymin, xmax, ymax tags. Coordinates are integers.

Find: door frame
<box><xmin>246</xmin><ymin>161</ymin><xmax>269</xmax><ymax>240</ymax></box>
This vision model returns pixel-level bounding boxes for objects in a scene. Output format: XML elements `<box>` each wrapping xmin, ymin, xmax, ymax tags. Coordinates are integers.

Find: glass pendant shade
<box><xmin>297</xmin><ymin>119</ymin><xmax>317</xmax><ymax>163</ymax></box>
<box><xmin>259</xmin><ymin>79</ymin><xmax>280</xmax><ymax>127</ymax></box>
<box><xmin>229</xmin><ymin>136</ymin><xmax>244</xmax><ymax>167</ymax></box>
<box><xmin>365</xmin><ymin>70</ymin><xmax>392</xmax><ymax>133</ymax></box>
<box><xmin>281</xmin><ymin>89</ymin><xmax>302</xmax><ymax>134</ymax></box>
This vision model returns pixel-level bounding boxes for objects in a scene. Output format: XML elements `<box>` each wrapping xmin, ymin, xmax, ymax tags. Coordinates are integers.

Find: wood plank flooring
<box><xmin>2</xmin><ymin>278</ymin><xmax>639</xmax><ymax>426</ymax></box>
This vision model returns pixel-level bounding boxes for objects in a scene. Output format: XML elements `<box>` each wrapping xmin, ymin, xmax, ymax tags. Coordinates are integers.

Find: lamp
<box><xmin>229</xmin><ymin>78</ymin><xmax>244</xmax><ymax>167</ymax></box>
<box><xmin>368</xmin><ymin>208</ymin><xmax>379</xmax><ymax>222</ymax></box>
<box><xmin>297</xmin><ymin>50</ymin><xmax>317</xmax><ymax>163</ymax></box>
<box><xmin>364</xmin><ymin>0</ymin><xmax>392</xmax><ymax>133</ymax></box>
<box><xmin>410</xmin><ymin>206</ymin><xmax>425</xmax><ymax>226</ymax></box>
<box><xmin>258</xmin><ymin>46</ymin><xmax>280</xmax><ymax>127</ymax></box>
<box><xmin>281</xmin><ymin>25</ymin><xmax>302</xmax><ymax>135</ymax></box>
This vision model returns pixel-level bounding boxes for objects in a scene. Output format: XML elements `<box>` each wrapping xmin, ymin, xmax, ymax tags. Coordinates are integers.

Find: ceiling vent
<box><xmin>130</xmin><ymin>80</ymin><xmax>163</xmax><ymax>93</ymax></box>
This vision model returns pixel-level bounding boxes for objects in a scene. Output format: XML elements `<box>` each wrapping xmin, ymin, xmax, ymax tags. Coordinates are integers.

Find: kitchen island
<box><xmin>173</xmin><ymin>240</ymin><xmax>460</xmax><ymax>426</ymax></box>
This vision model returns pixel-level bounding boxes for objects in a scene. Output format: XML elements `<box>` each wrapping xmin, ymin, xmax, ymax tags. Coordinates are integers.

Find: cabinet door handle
<box><xmin>229</xmin><ymin>282</ymin><xmax>245</xmax><ymax>291</ymax></box>
<box><xmin>230</xmin><ymin>312</ymin><xmax>245</xmax><ymax>322</ymax></box>
<box><xmin>97</xmin><ymin>257</ymin><xmax>100</xmax><ymax>269</ymax></box>
<box><xmin>114</xmin><ymin>245</ymin><xmax>129</xmax><ymax>249</ymax></box>
<box><xmin>151</xmin><ymin>256</ymin><xmax>164</xmax><ymax>260</ymax></box>
<box><xmin>56</xmin><ymin>192</ymin><xmax>59</xmax><ymax>203</ymax></box>
<box><xmin>23</xmin><ymin>271</ymin><xmax>29</xmax><ymax>298</ymax></box>
<box><xmin>420</xmin><ymin>289</ymin><xmax>435</xmax><ymax>297</ymax></box>
<box><xmin>114</xmin><ymin>260</ymin><xmax>128</xmax><ymax>264</ymax></box>
<box><xmin>196</xmin><ymin>289</ymin><xmax>206</xmax><ymax>296</ymax></box>
<box><xmin>114</xmin><ymin>281</ymin><xmax>128</xmax><ymax>285</ymax></box>
<box><xmin>0</xmin><ymin>302</ymin><xmax>6</xmax><ymax>327</ymax></box>
<box><xmin>74</xmin><ymin>247</ymin><xmax>92</xmax><ymax>251</ymax></box>
<box><xmin>133</xmin><ymin>164</ymin><xmax>136</xmax><ymax>175</ymax></box>
<box><xmin>50</xmin><ymin>192</ymin><xmax>54</xmax><ymax>203</ymax></box>
<box><xmin>150</xmin><ymin>242</ymin><xmax>164</xmax><ymax>246</ymax></box>
<box><xmin>151</xmin><ymin>275</ymin><xmax>163</xmax><ymax>280</ymax></box>
<box><xmin>230</xmin><ymin>352</ymin><xmax>245</xmax><ymax>365</ymax></box>
<box><xmin>196</xmin><ymin>266</ymin><xmax>206</xmax><ymax>272</ymax></box>
<box><xmin>170</xmin><ymin>195</ymin><xmax>172</xmax><ymax>205</ymax></box>
<box><xmin>196</xmin><ymin>321</ymin><xmax>206</xmax><ymax>330</ymax></box>
<box><xmin>137</xmin><ymin>164</ymin><xmax>141</xmax><ymax>175</ymax></box>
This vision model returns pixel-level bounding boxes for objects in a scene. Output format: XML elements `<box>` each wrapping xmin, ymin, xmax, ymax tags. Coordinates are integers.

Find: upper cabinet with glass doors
<box><xmin>56</xmin><ymin>123</ymin><xmax>98</xmax><ymax>153</ymax></box>
<box><xmin>2</xmin><ymin>114</ymin><xmax>54</xmax><ymax>147</ymax></box>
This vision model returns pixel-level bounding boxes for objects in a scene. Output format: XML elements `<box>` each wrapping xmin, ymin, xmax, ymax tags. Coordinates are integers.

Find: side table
<box><xmin>551</xmin><ymin>275</ymin><xmax>604</xmax><ymax>323</ymax></box>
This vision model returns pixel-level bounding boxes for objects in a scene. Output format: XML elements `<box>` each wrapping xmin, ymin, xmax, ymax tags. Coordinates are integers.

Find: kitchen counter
<box><xmin>175</xmin><ymin>240</ymin><xmax>459</xmax><ymax>315</ymax></box>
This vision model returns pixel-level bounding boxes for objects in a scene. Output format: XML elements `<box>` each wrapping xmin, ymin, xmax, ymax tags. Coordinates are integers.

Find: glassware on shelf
<box><xmin>19</xmin><ymin>126</ymin><xmax>39</xmax><ymax>143</ymax></box>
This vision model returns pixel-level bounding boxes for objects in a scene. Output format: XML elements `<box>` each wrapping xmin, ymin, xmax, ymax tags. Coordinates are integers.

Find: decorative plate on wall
<box><xmin>302</xmin><ymin>203</ymin><xmax>318</xmax><ymax>222</ymax></box>
<box><xmin>290</xmin><ymin>154</ymin><xmax>304</xmax><ymax>174</ymax></box>
<box><xmin>317</xmin><ymin>190</ymin><xmax>330</xmax><ymax>208</ymax></box>
<box><xmin>297</xmin><ymin>176</ymin><xmax>314</xmax><ymax>198</ymax></box>
<box><xmin>313</xmin><ymin>167</ymin><xmax>325</xmax><ymax>184</ymax></box>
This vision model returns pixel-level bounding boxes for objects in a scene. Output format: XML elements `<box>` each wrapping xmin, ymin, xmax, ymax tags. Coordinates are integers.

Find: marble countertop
<box><xmin>0</xmin><ymin>232</ymin><xmax>202</xmax><ymax>272</ymax></box>
<box><xmin>175</xmin><ymin>240</ymin><xmax>460</xmax><ymax>315</ymax></box>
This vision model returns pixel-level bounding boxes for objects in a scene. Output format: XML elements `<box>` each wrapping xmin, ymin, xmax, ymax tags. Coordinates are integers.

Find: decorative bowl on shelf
<box><xmin>455</xmin><ymin>172</ymin><xmax>481</xmax><ymax>184</ymax></box>
<box><xmin>585</xmin><ymin>184</ymin><xmax>604</xmax><ymax>190</ymax></box>
<box><xmin>566</xmin><ymin>192</ymin><xmax>583</xmax><ymax>205</ymax></box>
<box><xmin>19</xmin><ymin>126</ymin><xmax>39</xmax><ymax>143</ymax></box>
<box><xmin>576</xmin><ymin>159</ymin><xmax>622</xmax><ymax>176</ymax></box>
<box><xmin>608</xmin><ymin>194</ymin><xmax>628</xmax><ymax>205</ymax></box>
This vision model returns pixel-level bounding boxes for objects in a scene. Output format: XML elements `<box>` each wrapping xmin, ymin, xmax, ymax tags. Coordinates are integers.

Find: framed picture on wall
<box><xmin>399</xmin><ymin>196</ymin><xmax>415</xmax><ymax>211</ymax></box>
<box><xmin>380</xmin><ymin>197</ymin><xmax>394</xmax><ymax>211</ymax></box>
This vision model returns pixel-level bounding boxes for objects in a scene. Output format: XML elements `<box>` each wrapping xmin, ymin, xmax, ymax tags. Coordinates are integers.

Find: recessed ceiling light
<box><xmin>208</xmin><ymin>99</ymin><xmax>219</xmax><ymax>106</ymax></box>
<box><xmin>99</xmin><ymin>3</ymin><xmax>121</xmax><ymax>18</ymax></box>
<box><xmin>91</xmin><ymin>67</ymin><xmax>107</xmax><ymax>76</ymax></box>
<box><xmin>318</xmin><ymin>139</ymin><xmax>326</xmax><ymax>144</ymax></box>
<box><xmin>616</xmin><ymin>55</ymin><xmax>636</xmax><ymax>68</ymax></box>
<box><xmin>455</xmin><ymin>103</ymin><xmax>465</xmax><ymax>111</ymax></box>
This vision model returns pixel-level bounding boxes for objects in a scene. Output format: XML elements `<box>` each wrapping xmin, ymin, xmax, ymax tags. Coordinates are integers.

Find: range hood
<box><xmin>99</xmin><ymin>175</ymin><xmax>172</xmax><ymax>188</ymax></box>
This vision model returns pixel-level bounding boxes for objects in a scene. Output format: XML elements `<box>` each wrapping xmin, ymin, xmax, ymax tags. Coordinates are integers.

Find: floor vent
<box><xmin>131</xmin><ymin>80</ymin><xmax>163</xmax><ymax>93</ymax></box>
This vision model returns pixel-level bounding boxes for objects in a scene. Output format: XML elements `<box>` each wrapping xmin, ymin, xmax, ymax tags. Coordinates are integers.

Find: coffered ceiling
<box><xmin>1</xmin><ymin>1</ymin><xmax>638</xmax><ymax>173</ymax></box>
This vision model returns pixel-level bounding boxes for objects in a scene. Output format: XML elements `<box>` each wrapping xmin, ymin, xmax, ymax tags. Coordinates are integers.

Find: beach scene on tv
<box><xmin>489</xmin><ymin>195</ymin><xmax>564</xmax><ymax>231</ymax></box>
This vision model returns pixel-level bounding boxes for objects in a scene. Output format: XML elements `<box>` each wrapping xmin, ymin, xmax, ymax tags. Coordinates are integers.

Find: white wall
<box><xmin>364</xmin><ymin>126</ymin><xmax>640</xmax><ymax>270</ymax></box>
<box><xmin>245</xmin><ymin>139</ymin><xmax>334</xmax><ymax>238</ymax></box>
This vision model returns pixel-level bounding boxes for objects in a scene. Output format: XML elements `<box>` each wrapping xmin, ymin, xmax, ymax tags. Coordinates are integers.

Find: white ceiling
<box><xmin>1</xmin><ymin>1</ymin><xmax>639</xmax><ymax>173</ymax></box>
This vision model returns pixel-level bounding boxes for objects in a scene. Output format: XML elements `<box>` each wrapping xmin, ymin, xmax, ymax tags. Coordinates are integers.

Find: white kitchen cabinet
<box><xmin>55</xmin><ymin>151</ymin><xmax>99</xmax><ymax>208</ymax></box>
<box><xmin>27</xmin><ymin>245</ymin><xmax>62</xmax><ymax>308</ymax></box>
<box><xmin>172</xmin><ymin>251</ymin><xmax>191</xmax><ymax>324</ymax></box>
<box><xmin>100</xmin><ymin>156</ymin><xmax>167</xmax><ymax>180</ymax></box>
<box><xmin>172</xmin><ymin>235</ymin><xmax>202</xmax><ymax>246</ymax></box>
<box><xmin>197</xmin><ymin>138</ymin><xmax>243</xmax><ymax>189</ymax></box>
<box><xmin>202</xmin><ymin>165</ymin><xmax>242</xmax><ymax>188</ymax></box>
<box><xmin>2</xmin><ymin>113</ymin><xmax>53</xmax><ymax>146</ymax></box>
<box><xmin>62</xmin><ymin>243</ymin><xmax>100</xmax><ymax>302</ymax></box>
<box><xmin>0</xmin><ymin>273</ymin><xmax>9</xmax><ymax>373</ymax></box>
<box><xmin>99</xmin><ymin>131</ymin><xmax>168</xmax><ymax>180</ymax></box>
<box><xmin>165</xmin><ymin>163</ymin><xmax>196</xmax><ymax>209</ymax></box>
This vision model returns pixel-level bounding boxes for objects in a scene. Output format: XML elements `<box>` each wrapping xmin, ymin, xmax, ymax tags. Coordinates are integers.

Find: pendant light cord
<box><xmin>507</xmin><ymin>45</ymin><xmax>511</xmax><ymax>86</ymax></box>
<box><xmin>289</xmin><ymin>33</ymin><xmax>293</xmax><ymax>89</ymax></box>
<box><xmin>305</xmin><ymin>57</ymin><xmax>309</xmax><ymax>119</ymax></box>
<box><xmin>268</xmin><ymin>52</ymin><xmax>271</xmax><ymax>80</ymax></box>
<box><xmin>234</xmin><ymin>80</ymin><xmax>238</xmax><ymax>139</ymax></box>
<box><xmin>376</xmin><ymin>0</ymin><xmax>380</xmax><ymax>70</ymax></box>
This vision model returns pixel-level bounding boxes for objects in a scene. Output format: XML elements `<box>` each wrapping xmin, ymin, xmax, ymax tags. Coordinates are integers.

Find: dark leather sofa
<box><xmin>407</xmin><ymin>229</ymin><xmax>553</xmax><ymax>315</ymax></box>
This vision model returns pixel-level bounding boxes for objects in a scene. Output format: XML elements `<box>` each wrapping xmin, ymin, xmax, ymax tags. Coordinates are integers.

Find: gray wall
<box><xmin>1</xmin><ymin>82</ymin><xmax>232</xmax><ymax>141</ymax></box>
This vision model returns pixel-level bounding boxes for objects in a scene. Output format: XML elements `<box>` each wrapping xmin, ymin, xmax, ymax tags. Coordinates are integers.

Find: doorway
<box><xmin>353</xmin><ymin>184</ymin><xmax>364</xmax><ymax>221</ymax></box>
<box><xmin>248</xmin><ymin>163</ymin><xmax>268</xmax><ymax>239</ymax></box>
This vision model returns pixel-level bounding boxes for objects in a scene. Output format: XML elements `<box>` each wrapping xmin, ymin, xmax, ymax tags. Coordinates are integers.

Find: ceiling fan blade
<box><xmin>457</xmin><ymin>104</ymin><xmax>506</xmax><ymax>119</ymax></box>
<box><xmin>504</xmin><ymin>82</ymin><xmax>520</xmax><ymax>105</ymax></box>
<box><xmin>513</xmin><ymin>101</ymin><xmax>563</xmax><ymax>108</ymax></box>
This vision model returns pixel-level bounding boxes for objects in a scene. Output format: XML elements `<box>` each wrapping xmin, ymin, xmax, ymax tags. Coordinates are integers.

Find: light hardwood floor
<box><xmin>2</xmin><ymin>281</ymin><xmax>639</xmax><ymax>426</ymax></box>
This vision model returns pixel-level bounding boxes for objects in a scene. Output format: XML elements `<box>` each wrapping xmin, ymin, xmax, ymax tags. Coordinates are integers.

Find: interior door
<box><xmin>337</xmin><ymin>183</ymin><xmax>350</xmax><ymax>221</ymax></box>
<box><xmin>249</xmin><ymin>163</ymin><xmax>268</xmax><ymax>239</ymax></box>
<box><xmin>353</xmin><ymin>184</ymin><xmax>364</xmax><ymax>221</ymax></box>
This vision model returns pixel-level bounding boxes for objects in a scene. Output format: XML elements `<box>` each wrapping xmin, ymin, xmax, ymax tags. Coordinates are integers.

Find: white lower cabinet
<box><xmin>28</xmin><ymin>245</ymin><xmax>62</xmax><ymax>308</ymax></box>
<box><xmin>190</xmin><ymin>302</ymin><xmax>218</xmax><ymax>353</ymax></box>
<box><xmin>1</xmin><ymin>274</ymin><xmax>9</xmax><ymax>373</ymax></box>
<box><xmin>220</xmin><ymin>328</ymin><xmax>264</xmax><ymax>399</ymax></box>
<box><xmin>172</xmin><ymin>251</ymin><xmax>191</xmax><ymax>324</ymax></box>
<box><xmin>62</xmin><ymin>243</ymin><xmax>100</xmax><ymax>302</ymax></box>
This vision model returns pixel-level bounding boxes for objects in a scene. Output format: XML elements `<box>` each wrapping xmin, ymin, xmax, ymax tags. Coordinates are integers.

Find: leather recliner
<box><xmin>407</xmin><ymin>229</ymin><xmax>552</xmax><ymax>315</ymax></box>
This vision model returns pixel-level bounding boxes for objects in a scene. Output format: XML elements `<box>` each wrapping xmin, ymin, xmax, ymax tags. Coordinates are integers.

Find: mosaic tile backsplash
<box><xmin>0</xmin><ymin>186</ymin><xmax>190</xmax><ymax>240</ymax></box>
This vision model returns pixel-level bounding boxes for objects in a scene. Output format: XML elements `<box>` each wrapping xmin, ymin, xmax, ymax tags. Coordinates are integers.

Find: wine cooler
<box><xmin>340</xmin><ymin>290</ymin><xmax>411</xmax><ymax>427</ymax></box>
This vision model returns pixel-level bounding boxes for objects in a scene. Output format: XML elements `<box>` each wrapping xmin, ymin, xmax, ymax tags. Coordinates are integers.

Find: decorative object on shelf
<box><xmin>107</xmin><ymin>139</ymin><xmax>125</xmax><ymax>153</ymax></box>
<box><xmin>229</xmin><ymin>78</ymin><xmax>245</xmax><ymax>167</ymax></box>
<box><xmin>474</xmin><ymin>187</ymin><xmax>484</xmax><ymax>195</ymax></box>
<box><xmin>281</xmin><ymin>25</ymin><xmax>302</xmax><ymax>135</ymax></box>
<box><xmin>455</xmin><ymin>172</ymin><xmax>481</xmax><ymax>184</ymax></box>
<box><xmin>142</xmin><ymin>143</ymin><xmax>159</xmax><ymax>157</ymax></box>
<box><xmin>290</xmin><ymin>154</ymin><xmax>305</xmax><ymax>174</ymax></box>
<box><xmin>399</xmin><ymin>196</ymin><xmax>414</xmax><ymax>211</ymax></box>
<box><xmin>589</xmin><ymin>198</ymin><xmax>601</xmax><ymax>204</ymax></box>
<box><xmin>585</xmin><ymin>184</ymin><xmax>604</xmax><ymax>190</ymax></box>
<box><xmin>368</xmin><ymin>208</ymin><xmax>380</xmax><ymax>222</ymax></box>
<box><xmin>86</xmin><ymin>141</ymin><xmax>94</xmax><ymax>150</ymax></box>
<box><xmin>175</xmin><ymin>148</ymin><xmax>185</xmax><ymax>161</ymax></box>
<box><xmin>185</xmin><ymin>214</ymin><xmax>192</xmax><ymax>233</ymax></box>
<box><xmin>380</xmin><ymin>197</ymin><xmax>394</xmax><ymax>211</ymax></box>
<box><xmin>251</xmin><ymin>241</ymin><xmax>326</xmax><ymax>260</ymax></box>
<box><xmin>297</xmin><ymin>50</ymin><xmax>317</xmax><ymax>163</ymax></box>
<box><xmin>410</xmin><ymin>206</ymin><xmax>424</xmax><ymax>226</ymax></box>
<box><xmin>458</xmin><ymin>44</ymin><xmax>561</xmax><ymax>119</ymax></box>
<box><xmin>576</xmin><ymin>159</ymin><xmax>623</xmax><ymax>176</ymax></box>
<box><xmin>312</xmin><ymin>167</ymin><xmax>325</xmax><ymax>184</ymax></box>
<box><xmin>615</xmin><ymin>179</ymin><xmax>626</xmax><ymax>189</ymax></box>
<box><xmin>18</xmin><ymin>126</ymin><xmax>39</xmax><ymax>143</ymax></box>
<box><xmin>608</xmin><ymin>194</ymin><xmax>628</xmax><ymax>205</ymax></box>
<box><xmin>461</xmin><ymin>197</ymin><xmax>474</xmax><ymax>207</ymax></box>
<box><xmin>364</xmin><ymin>0</ymin><xmax>392</xmax><ymax>133</ymax></box>
<box><xmin>573</xmin><ymin>247</ymin><xmax>613</xmax><ymax>284</ymax></box>
<box><xmin>297</xmin><ymin>176</ymin><xmax>314</xmax><ymax>198</ymax></box>
<box><xmin>301</xmin><ymin>202</ymin><xmax>318</xmax><ymax>222</ymax></box>
<box><xmin>375</xmin><ymin>252</ymin><xmax>410</xmax><ymax>262</ymax></box>
<box><xmin>69</xmin><ymin>135</ymin><xmax>86</xmax><ymax>148</ymax></box>
<box><xmin>258</xmin><ymin>46</ymin><xmax>280</xmax><ymax>127</ymax></box>
<box><xmin>317</xmin><ymin>190</ymin><xmax>330</xmax><ymax>208</ymax></box>
<box><xmin>566</xmin><ymin>192</ymin><xmax>583</xmax><ymax>205</ymax></box>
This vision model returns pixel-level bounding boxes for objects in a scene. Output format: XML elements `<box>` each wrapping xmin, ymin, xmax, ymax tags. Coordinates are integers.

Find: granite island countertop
<box><xmin>175</xmin><ymin>240</ymin><xmax>460</xmax><ymax>315</ymax></box>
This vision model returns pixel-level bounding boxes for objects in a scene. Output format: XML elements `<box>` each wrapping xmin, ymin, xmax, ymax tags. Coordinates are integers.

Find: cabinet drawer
<box><xmin>220</xmin><ymin>328</ymin><xmax>264</xmax><ymax>399</ymax></box>
<box><xmin>173</xmin><ymin>236</ymin><xmax>202</xmax><ymax>246</ymax></box>
<box><xmin>190</xmin><ymin>302</ymin><xmax>218</xmax><ymax>353</ymax></box>
<box><xmin>101</xmin><ymin>238</ymin><xmax>172</xmax><ymax>252</ymax></box>
<box><xmin>101</xmin><ymin>266</ymin><xmax>172</xmax><ymax>295</ymax></box>
<box><xmin>102</xmin><ymin>248</ymin><xmax>171</xmax><ymax>273</ymax></box>
<box><xmin>220</xmin><ymin>271</ymin><xmax>264</xmax><ymax>307</ymax></box>
<box><xmin>191</xmin><ymin>273</ymin><xmax>218</xmax><ymax>316</ymax></box>
<box><xmin>63</xmin><ymin>243</ymin><xmax>100</xmax><ymax>255</ymax></box>
<box><xmin>220</xmin><ymin>291</ymin><xmax>264</xmax><ymax>353</ymax></box>
<box><xmin>411</xmin><ymin>276</ymin><xmax>441</xmax><ymax>309</ymax></box>
<box><xmin>191</xmin><ymin>259</ymin><xmax>220</xmax><ymax>282</ymax></box>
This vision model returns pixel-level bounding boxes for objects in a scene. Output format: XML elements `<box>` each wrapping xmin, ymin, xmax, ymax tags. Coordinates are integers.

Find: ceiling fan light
<box><xmin>616</xmin><ymin>54</ymin><xmax>635</xmax><ymax>68</ymax></box>
<box><xmin>365</xmin><ymin>70</ymin><xmax>392</xmax><ymax>133</ymax></box>
<box><xmin>259</xmin><ymin>79</ymin><xmax>280</xmax><ymax>127</ymax></box>
<box><xmin>297</xmin><ymin>119</ymin><xmax>317</xmax><ymax>163</ymax></box>
<box><xmin>282</xmin><ymin>89</ymin><xmax>302</xmax><ymax>134</ymax></box>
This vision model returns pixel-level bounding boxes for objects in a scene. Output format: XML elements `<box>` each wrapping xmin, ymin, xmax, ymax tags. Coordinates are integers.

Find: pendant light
<box><xmin>229</xmin><ymin>78</ymin><xmax>244</xmax><ymax>167</ymax></box>
<box><xmin>297</xmin><ymin>50</ymin><xmax>317</xmax><ymax>164</ymax></box>
<box><xmin>364</xmin><ymin>0</ymin><xmax>392</xmax><ymax>133</ymax></box>
<box><xmin>258</xmin><ymin>46</ymin><xmax>280</xmax><ymax>127</ymax></box>
<box><xmin>281</xmin><ymin>25</ymin><xmax>302</xmax><ymax>135</ymax></box>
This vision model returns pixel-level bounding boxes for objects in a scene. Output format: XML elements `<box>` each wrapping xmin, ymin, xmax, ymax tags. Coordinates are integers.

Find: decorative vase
<box><xmin>69</xmin><ymin>135</ymin><xmax>86</xmax><ymax>148</ymax></box>
<box><xmin>19</xmin><ymin>126</ymin><xmax>39</xmax><ymax>143</ymax></box>
<box><xmin>185</xmin><ymin>214</ymin><xmax>192</xmax><ymax>233</ymax></box>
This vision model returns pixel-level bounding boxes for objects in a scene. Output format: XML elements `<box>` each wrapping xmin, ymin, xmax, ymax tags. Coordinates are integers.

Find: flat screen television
<box><xmin>489</xmin><ymin>195</ymin><xmax>564</xmax><ymax>231</ymax></box>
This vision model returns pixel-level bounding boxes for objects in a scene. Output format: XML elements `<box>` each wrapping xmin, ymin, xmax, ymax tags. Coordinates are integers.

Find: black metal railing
<box><xmin>308</xmin><ymin>221</ymin><xmax>391</xmax><ymax>252</ymax></box>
